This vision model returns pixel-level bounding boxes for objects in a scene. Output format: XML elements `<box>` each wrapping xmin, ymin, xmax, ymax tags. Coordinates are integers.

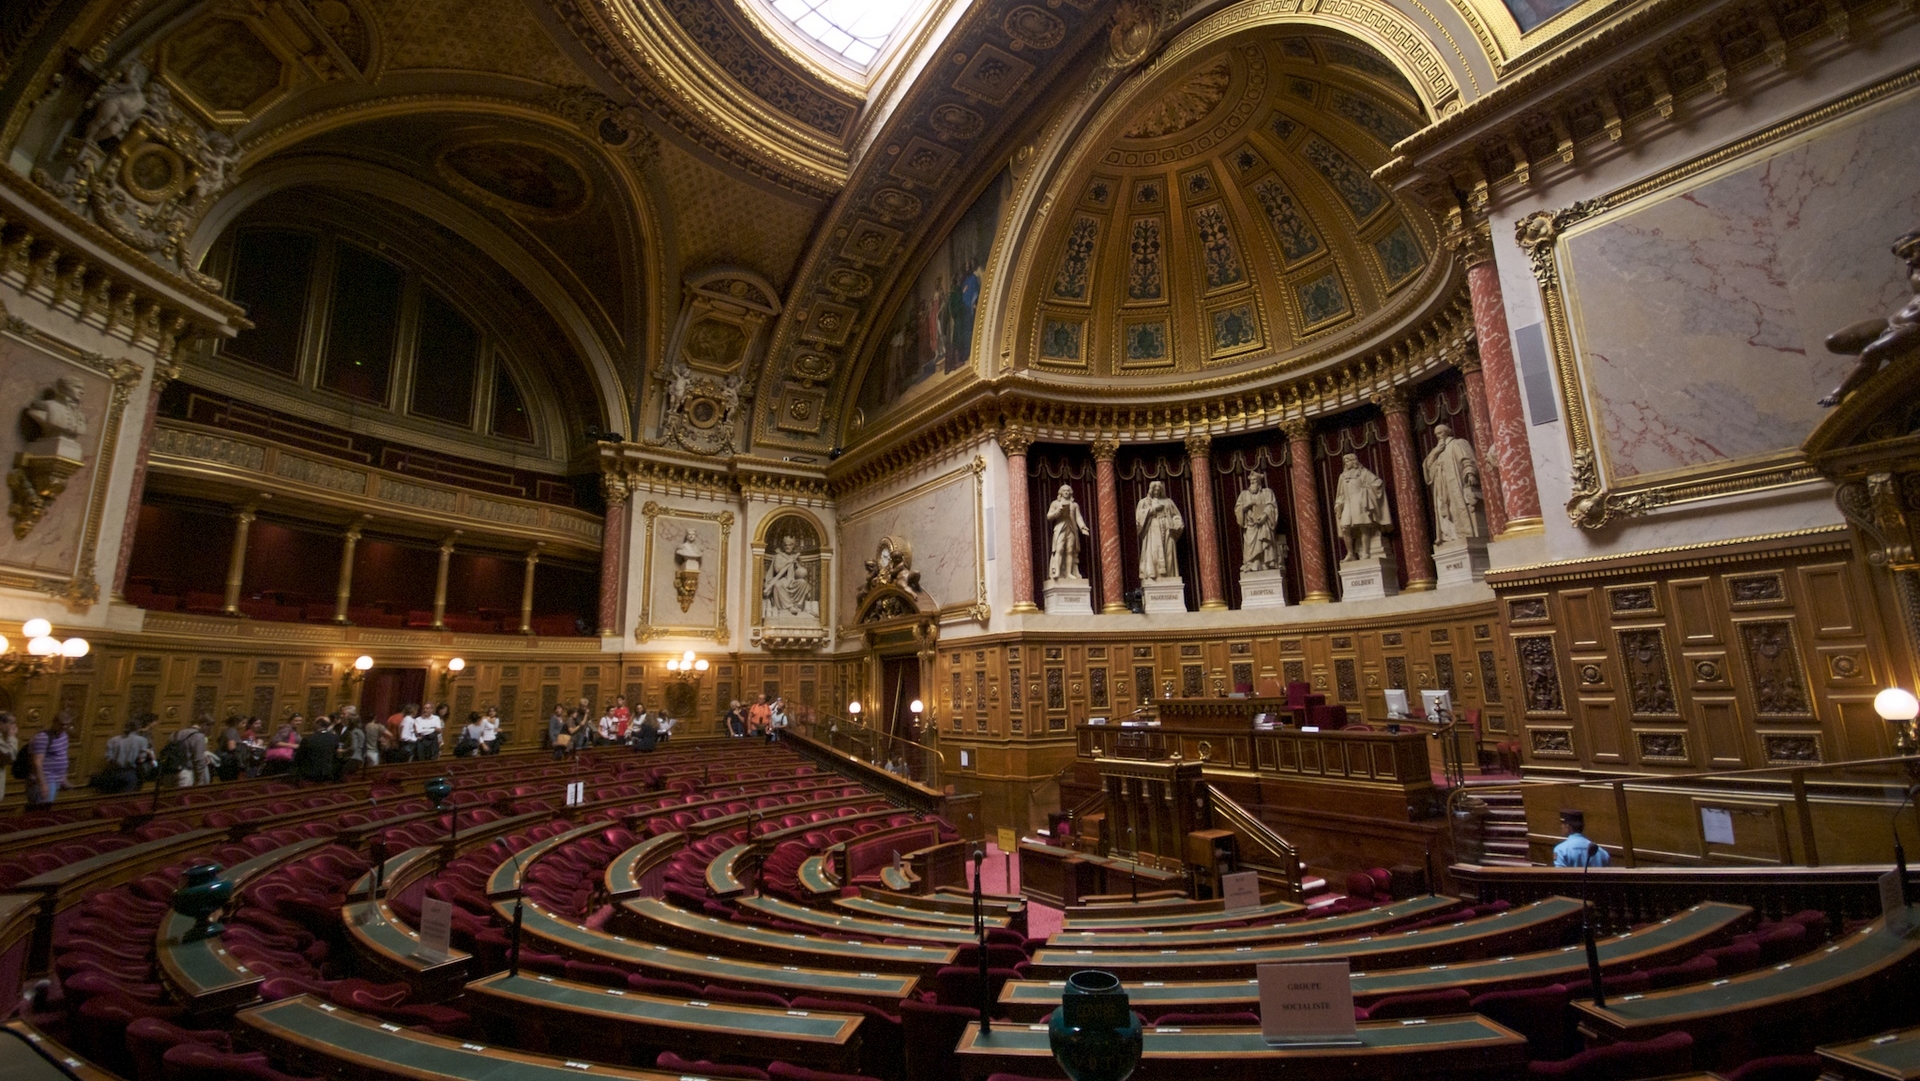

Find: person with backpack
<box><xmin>455</xmin><ymin>712</ymin><xmax>486</xmax><ymax>757</ymax></box>
<box><xmin>99</xmin><ymin>715</ymin><xmax>154</xmax><ymax>793</ymax></box>
<box><xmin>25</xmin><ymin>711</ymin><xmax>70</xmax><ymax>807</ymax></box>
<box><xmin>162</xmin><ymin>716</ymin><xmax>211</xmax><ymax>787</ymax></box>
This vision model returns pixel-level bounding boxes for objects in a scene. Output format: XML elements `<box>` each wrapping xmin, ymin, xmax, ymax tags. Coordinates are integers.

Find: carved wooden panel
<box><xmin>1616</xmin><ymin>628</ymin><xmax>1678</xmax><ymax>717</ymax></box>
<box><xmin>1798</xmin><ymin>564</ymin><xmax>1860</xmax><ymax>636</ymax></box>
<box><xmin>1738</xmin><ymin>619</ymin><xmax>1812</xmax><ymax>719</ymax></box>
<box><xmin>306</xmin><ymin>685</ymin><xmax>330</xmax><ymax>719</ymax></box>
<box><xmin>1181</xmin><ymin>664</ymin><xmax>1204</xmax><ymax>698</ymax></box>
<box><xmin>1636</xmin><ymin>730</ymin><xmax>1689</xmax><ymax>763</ymax></box>
<box><xmin>1530</xmin><ymin>728</ymin><xmax>1574</xmax><ymax>756</ymax></box>
<box><xmin>1515</xmin><ymin>635</ymin><xmax>1564</xmax><ymax>713</ymax></box>
<box><xmin>1478</xmin><ymin>650</ymin><xmax>1501</xmax><ymax>704</ymax></box>
<box><xmin>1334</xmin><ymin>658</ymin><xmax>1358</xmax><ymax>702</ymax></box>
<box><xmin>1134</xmin><ymin>665</ymin><xmax>1154</xmax><ymax>703</ymax></box>
<box><xmin>1283</xmin><ymin>659</ymin><xmax>1305</xmax><ymax>686</ymax></box>
<box><xmin>1508</xmin><ymin>597</ymin><xmax>1549</xmax><ymax>624</ymax></box>
<box><xmin>1761</xmin><ymin>732</ymin><xmax>1823</xmax><ymax>764</ymax></box>
<box><xmin>1435</xmin><ymin>653</ymin><xmax>1455</xmax><ymax>692</ymax></box>
<box><xmin>1384</xmin><ymin>656</ymin><xmax>1406</xmax><ymax>690</ymax></box>
<box><xmin>1608</xmin><ymin>584</ymin><xmax>1659</xmax><ymax>616</ymax></box>
<box><xmin>1090</xmin><ymin>667</ymin><xmax>1109</xmax><ymax>709</ymax></box>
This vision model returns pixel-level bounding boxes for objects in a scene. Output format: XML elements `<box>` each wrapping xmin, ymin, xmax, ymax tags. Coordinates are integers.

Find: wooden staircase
<box><xmin>1466</xmin><ymin>784</ymin><xmax>1532</xmax><ymax>866</ymax></box>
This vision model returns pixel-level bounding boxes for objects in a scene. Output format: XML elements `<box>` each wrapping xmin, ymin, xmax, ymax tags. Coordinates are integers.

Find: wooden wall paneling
<box><xmin>1562</xmin><ymin>588</ymin><xmax>1602</xmax><ymax>650</ymax></box>
<box><xmin>1581</xmin><ymin>699</ymin><xmax>1625</xmax><ymax>764</ymax></box>
<box><xmin>1831</xmin><ymin>695</ymin><xmax>1891</xmax><ymax>763</ymax></box>
<box><xmin>1668</xmin><ymin>577</ymin><xmax>1720</xmax><ymax>646</ymax></box>
<box><xmin>1695</xmin><ymin>698</ymin><xmax>1747</xmax><ymax>767</ymax></box>
<box><xmin>1794</xmin><ymin>563</ymin><xmax>1860</xmax><ymax>637</ymax></box>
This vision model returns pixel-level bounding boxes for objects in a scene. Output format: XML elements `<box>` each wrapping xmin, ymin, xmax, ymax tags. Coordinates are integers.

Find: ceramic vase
<box><xmin>172</xmin><ymin>863</ymin><xmax>233</xmax><ymax>942</ymax></box>
<box><xmin>1048</xmin><ymin>969</ymin><xmax>1144</xmax><ymax>1081</ymax></box>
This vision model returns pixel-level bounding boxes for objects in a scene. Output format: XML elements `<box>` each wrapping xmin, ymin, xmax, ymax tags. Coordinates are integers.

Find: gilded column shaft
<box><xmin>1284</xmin><ymin>421</ymin><xmax>1331</xmax><ymax>603</ymax></box>
<box><xmin>1457</xmin><ymin>358</ymin><xmax>1509</xmax><ymax>536</ymax></box>
<box><xmin>1092</xmin><ymin>437</ymin><xmax>1126</xmax><ymax>614</ymax></box>
<box><xmin>1186</xmin><ymin>434</ymin><xmax>1226</xmax><ymax>610</ymax></box>
<box><xmin>432</xmin><ymin>533</ymin><xmax>460</xmax><ymax>630</ymax></box>
<box><xmin>520</xmin><ymin>546</ymin><xmax>542</xmax><ymax>635</ymax></box>
<box><xmin>222</xmin><ymin>505</ymin><xmax>256</xmax><ymax>615</ymax></box>
<box><xmin>999</xmin><ymin>434</ymin><xmax>1037</xmax><ymax>614</ymax></box>
<box><xmin>334</xmin><ymin>518</ymin><xmax>366</xmax><ymax>624</ymax></box>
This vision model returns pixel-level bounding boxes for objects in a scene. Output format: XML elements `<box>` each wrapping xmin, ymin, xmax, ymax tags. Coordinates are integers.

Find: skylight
<box><xmin>761</xmin><ymin>0</ymin><xmax>916</xmax><ymax>69</ymax></box>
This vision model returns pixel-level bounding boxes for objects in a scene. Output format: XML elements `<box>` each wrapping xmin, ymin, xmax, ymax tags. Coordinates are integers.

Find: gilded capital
<box><xmin>996</xmin><ymin>429</ymin><xmax>1034</xmax><ymax>457</ymax></box>
<box><xmin>1090</xmin><ymin>436</ymin><xmax>1120</xmax><ymax>462</ymax></box>
<box><xmin>1279</xmin><ymin>417</ymin><xmax>1313</xmax><ymax>443</ymax></box>
<box><xmin>1444</xmin><ymin>218</ymin><xmax>1496</xmax><ymax>269</ymax></box>
<box><xmin>601</xmin><ymin>472</ymin><xmax>631</xmax><ymax>507</ymax></box>
<box><xmin>1183</xmin><ymin>433</ymin><xmax>1212</xmax><ymax>459</ymax></box>
<box><xmin>1372</xmin><ymin>386</ymin><xmax>1410</xmax><ymax>415</ymax></box>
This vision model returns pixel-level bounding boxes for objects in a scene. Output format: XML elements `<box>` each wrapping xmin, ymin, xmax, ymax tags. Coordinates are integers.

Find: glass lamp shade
<box><xmin>448</xmin><ymin>657</ymin><xmax>466</xmax><ymax>673</ymax></box>
<box><xmin>0</xmin><ymin>634</ymin><xmax>8</xmax><ymax>655</ymax></box>
<box><xmin>1876</xmin><ymin>687</ymin><xmax>1920</xmax><ymax>723</ymax></box>
<box><xmin>909</xmin><ymin>699</ymin><xmax>924</xmax><ymax>713</ymax></box>
<box><xmin>424</xmin><ymin>776</ymin><xmax>453</xmax><ymax>807</ymax></box>
<box><xmin>21</xmin><ymin>618</ymin><xmax>51</xmax><ymax>639</ymax></box>
<box><xmin>667</xmin><ymin>660</ymin><xmax>680</xmax><ymax>672</ymax></box>
<box><xmin>60</xmin><ymin>637</ymin><xmax>89</xmax><ymax>658</ymax></box>
<box><xmin>694</xmin><ymin>659</ymin><xmax>709</xmax><ymax>672</ymax></box>
<box><xmin>354</xmin><ymin>655</ymin><xmax>375</xmax><ymax>671</ymax></box>
<box><xmin>28</xmin><ymin>636</ymin><xmax>58</xmax><ymax>656</ymax></box>
<box><xmin>848</xmin><ymin>701</ymin><xmax>862</xmax><ymax>715</ymax></box>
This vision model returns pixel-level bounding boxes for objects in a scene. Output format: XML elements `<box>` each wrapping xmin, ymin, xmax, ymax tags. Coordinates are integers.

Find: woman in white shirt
<box><xmin>597</xmin><ymin>710</ymin><xmax>620</xmax><ymax>745</ymax></box>
<box><xmin>479</xmin><ymin>709</ymin><xmax>500</xmax><ymax>755</ymax></box>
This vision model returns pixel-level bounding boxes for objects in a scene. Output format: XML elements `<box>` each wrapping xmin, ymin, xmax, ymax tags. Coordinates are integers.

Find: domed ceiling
<box><xmin>1015</xmin><ymin>33</ymin><xmax>1441</xmax><ymax>386</ymax></box>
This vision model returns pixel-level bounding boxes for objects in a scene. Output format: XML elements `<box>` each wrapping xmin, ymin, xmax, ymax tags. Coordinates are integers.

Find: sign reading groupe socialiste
<box><xmin>1257</xmin><ymin>961</ymin><xmax>1360</xmax><ymax>1046</ymax></box>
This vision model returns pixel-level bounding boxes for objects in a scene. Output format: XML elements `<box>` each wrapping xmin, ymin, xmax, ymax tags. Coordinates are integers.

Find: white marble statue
<box><xmin>83</xmin><ymin>63</ymin><xmax>149</xmax><ymax>145</ymax></box>
<box><xmin>1422</xmin><ymin>424</ymin><xmax>1487</xmax><ymax>543</ymax></box>
<box><xmin>762</xmin><ymin>534</ymin><xmax>813</xmax><ymax>616</ymax></box>
<box><xmin>1045</xmin><ymin>484</ymin><xmax>1089</xmax><ymax>580</ymax></box>
<box><xmin>1234</xmin><ymin>472</ymin><xmax>1286</xmax><ymax>570</ymax></box>
<box><xmin>1135</xmin><ymin>480</ymin><xmax>1184</xmax><ymax>581</ymax></box>
<box><xmin>25</xmin><ymin>377</ymin><xmax>88</xmax><ymax>460</ymax></box>
<box><xmin>673</xmin><ymin>529</ymin><xmax>704</xmax><ymax>573</ymax></box>
<box><xmin>1333</xmin><ymin>452</ymin><xmax>1392</xmax><ymax>561</ymax></box>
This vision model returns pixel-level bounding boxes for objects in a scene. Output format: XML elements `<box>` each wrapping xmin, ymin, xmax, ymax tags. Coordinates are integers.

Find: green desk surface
<box><xmin>349</xmin><ymin>845</ymin><xmax>437</xmax><ymax>898</ymax></box>
<box><xmin>467</xmin><ymin>972</ymin><xmax>860</xmax><ymax>1044</ymax></box>
<box><xmin>500</xmin><ymin>898</ymin><xmax>918</xmax><ymax>1004</ymax></box>
<box><xmin>738</xmin><ymin>895</ymin><xmax>981</xmax><ymax>944</ymax></box>
<box><xmin>622</xmin><ymin>897</ymin><xmax>955</xmax><ymax>973</ymax></box>
<box><xmin>158</xmin><ymin>837</ymin><xmax>331</xmax><ymax>1002</ymax></box>
<box><xmin>1064</xmin><ymin>898</ymin><xmax>1309</xmax><ymax>930</ymax></box>
<box><xmin>5</xmin><ymin>1019</ymin><xmax>121</xmax><ymax>1081</ymax></box>
<box><xmin>707</xmin><ymin>844</ymin><xmax>752</xmax><ymax>896</ymax></box>
<box><xmin>954</xmin><ymin>1014</ymin><xmax>1526</xmax><ymax>1080</ymax></box>
<box><xmin>880</xmin><ymin>865</ymin><xmax>913</xmax><ymax>891</ymax></box>
<box><xmin>342</xmin><ymin>898</ymin><xmax>471</xmax><ymax>975</ymax></box>
<box><xmin>1052</xmin><ymin>895</ymin><xmax>1458</xmax><ymax>946</ymax></box>
<box><xmin>834</xmin><ymin>895</ymin><xmax>1009</xmax><ymax>929</ymax></box>
<box><xmin>1031</xmin><ymin>897</ymin><xmax>1583</xmax><ymax>977</ymax></box>
<box><xmin>1578</xmin><ymin>910</ymin><xmax>1920</xmax><ymax>1028</ymax></box>
<box><xmin>604</xmin><ymin>833</ymin><xmax>683</xmax><ymax>899</ymax></box>
<box><xmin>799</xmin><ymin>854</ymin><xmax>837</xmax><ymax>894</ymax></box>
<box><xmin>489</xmin><ymin>821</ymin><xmax>611</xmax><ymax>899</ymax></box>
<box><xmin>1821</xmin><ymin>1026</ymin><xmax>1920</xmax><ymax>1081</ymax></box>
<box><xmin>240</xmin><ymin>995</ymin><xmax>685</xmax><ymax>1081</ymax></box>
<box><xmin>1003</xmin><ymin>902</ymin><xmax>1750</xmax><ymax>1018</ymax></box>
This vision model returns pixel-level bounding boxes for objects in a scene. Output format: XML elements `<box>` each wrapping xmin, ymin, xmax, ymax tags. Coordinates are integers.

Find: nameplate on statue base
<box><xmin>1042</xmin><ymin>578</ymin><xmax>1093</xmax><ymax>615</ymax></box>
<box><xmin>1140</xmin><ymin>578</ymin><xmax>1187</xmax><ymax>615</ymax></box>
<box><xmin>1337</xmin><ymin>553</ymin><xmax>1398</xmax><ymax>601</ymax></box>
<box><xmin>1432</xmin><ymin>537</ymin><xmax>1489</xmax><ymax>589</ymax></box>
<box><xmin>1238</xmin><ymin>568</ymin><xmax>1289</xmax><ymax>609</ymax></box>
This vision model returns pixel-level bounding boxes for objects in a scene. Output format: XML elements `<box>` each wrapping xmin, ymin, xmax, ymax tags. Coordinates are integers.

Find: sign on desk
<box><xmin>416</xmin><ymin>897</ymin><xmax>454</xmax><ymax>962</ymax></box>
<box><xmin>1258</xmin><ymin>961</ymin><xmax>1360</xmax><ymax>1046</ymax></box>
<box><xmin>1222</xmin><ymin>870</ymin><xmax>1262</xmax><ymax>911</ymax></box>
<box><xmin>566</xmin><ymin>781</ymin><xmax>585</xmax><ymax>807</ymax></box>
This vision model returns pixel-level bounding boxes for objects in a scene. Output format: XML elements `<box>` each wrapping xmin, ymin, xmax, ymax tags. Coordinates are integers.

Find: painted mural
<box><xmin>856</xmin><ymin>169</ymin><xmax>1011</xmax><ymax>420</ymax></box>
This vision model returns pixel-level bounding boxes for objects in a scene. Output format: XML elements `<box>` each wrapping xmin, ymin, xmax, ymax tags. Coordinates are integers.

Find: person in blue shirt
<box><xmin>1553</xmin><ymin>810</ymin><xmax>1611</xmax><ymax>867</ymax></box>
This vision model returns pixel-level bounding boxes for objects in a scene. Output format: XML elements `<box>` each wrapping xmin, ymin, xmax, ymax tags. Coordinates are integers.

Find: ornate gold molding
<box><xmin>1486</xmin><ymin>525</ymin><xmax>1851</xmax><ymax>587</ymax></box>
<box><xmin>634</xmin><ymin>501</ymin><xmax>733</xmax><ymax>643</ymax></box>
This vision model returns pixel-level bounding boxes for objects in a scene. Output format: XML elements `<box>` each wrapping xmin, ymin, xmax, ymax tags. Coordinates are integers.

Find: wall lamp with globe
<box><xmin>1878</xmin><ymin>686</ymin><xmax>1920</xmax><ymax>781</ymax></box>
<box><xmin>0</xmin><ymin>618</ymin><xmax>89</xmax><ymax>681</ymax></box>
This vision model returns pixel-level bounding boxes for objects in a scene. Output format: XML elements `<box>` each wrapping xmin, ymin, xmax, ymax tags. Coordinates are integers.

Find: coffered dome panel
<box><xmin>1015</xmin><ymin>32</ymin><xmax>1440</xmax><ymax>388</ymax></box>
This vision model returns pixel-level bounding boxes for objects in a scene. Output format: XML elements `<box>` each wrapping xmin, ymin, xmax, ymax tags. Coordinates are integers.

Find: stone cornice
<box><xmin>596</xmin><ymin>443</ymin><xmax>833</xmax><ymax>507</ymax></box>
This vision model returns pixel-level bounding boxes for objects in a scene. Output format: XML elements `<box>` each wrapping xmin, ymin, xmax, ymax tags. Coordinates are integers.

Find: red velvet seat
<box><xmin>1153</xmin><ymin>1011</ymin><xmax>1260</xmax><ymax>1026</ymax></box>
<box><xmin>1360</xmin><ymin>988</ymin><xmax>1472</xmax><ymax>1021</ymax></box>
<box><xmin>1718</xmin><ymin>1055</ymin><xmax>1825</xmax><ymax>1081</ymax></box>
<box><xmin>655</xmin><ymin>1052</ymin><xmax>768</xmax><ymax>1080</ymax></box>
<box><xmin>1527</xmin><ymin>1031</ymin><xmax>1694</xmax><ymax>1081</ymax></box>
<box><xmin>127</xmin><ymin>1018</ymin><xmax>233</xmax><ymax>1081</ymax></box>
<box><xmin>161</xmin><ymin>1043</ymin><xmax>321</xmax><ymax>1081</ymax></box>
<box><xmin>1472</xmin><ymin>983</ymin><xmax>1574</xmax><ymax>1061</ymax></box>
<box><xmin>901</xmin><ymin>998</ymin><xmax>982</xmax><ymax>1079</ymax></box>
<box><xmin>767</xmin><ymin>1063</ymin><xmax>885</xmax><ymax>1081</ymax></box>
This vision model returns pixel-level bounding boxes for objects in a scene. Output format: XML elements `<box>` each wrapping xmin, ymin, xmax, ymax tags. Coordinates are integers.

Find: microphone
<box><xmin>1891</xmin><ymin>784</ymin><xmax>1919</xmax><ymax>911</ymax></box>
<box><xmin>971</xmin><ymin>844</ymin><xmax>990</xmax><ymax>1034</ymax></box>
<box><xmin>503</xmin><ymin>840</ymin><xmax>529</xmax><ymax>977</ymax></box>
<box><xmin>1581</xmin><ymin>843</ymin><xmax>1605</xmax><ymax>1008</ymax></box>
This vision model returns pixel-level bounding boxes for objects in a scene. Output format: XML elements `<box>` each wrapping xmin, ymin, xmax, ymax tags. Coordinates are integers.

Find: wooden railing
<box><xmin>1208</xmin><ymin>784</ymin><xmax>1306</xmax><ymax>902</ymax></box>
<box><xmin>1450</xmin><ymin>863</ymin><xmax>1888</xmax><ymax>935</ymax></box>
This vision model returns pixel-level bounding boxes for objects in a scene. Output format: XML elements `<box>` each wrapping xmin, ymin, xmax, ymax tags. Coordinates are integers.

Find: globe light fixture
<box><xmin>21</xmin><ymin>618</ymin><xmax>51</xmax><ymax>638</ymax></box>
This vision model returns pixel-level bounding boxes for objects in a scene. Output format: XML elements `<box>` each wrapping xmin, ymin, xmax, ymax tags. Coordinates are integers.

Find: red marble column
<box><xmin>999</xmin><ymin>432</ymin><xmax>1038</xmax><ymax>613</ymax></box>
<box><xmin>1456</xmin><ymin>355</ymin><xmax>1509</xmax><ymax>537</ymax></box>
<box><xmin>1185</xmin><ymin>434</ymin><xmax>1226</xmax><ymax>610</ymax></box>
<box><xmin>1091</xmin><ymin>437</ymin><xmax>1126</xmax><ymax>614</ymax></box>
<box><xmin>1454</xmin><ymin>222</ymin><xmax>1542</xmax><ymax>530</ymax></box>
<box><xmin>598</xmin><ymin>476</ymin><xmax>628</xmax><ymax>635</ymax></box>
<box><xmin>1376</xmin><ymin>388</ymin><xmax>1436</xmax><ymax>590</ymax></box>
<box><xmin>111</xmin><ymin>373</ymin><xmax>172</xmax><ymax>600</ymax></box>
<box><xmin>1282</xmin><ymin>420</ymin><xmax>1331</xmax><ymax>603</ymax></box>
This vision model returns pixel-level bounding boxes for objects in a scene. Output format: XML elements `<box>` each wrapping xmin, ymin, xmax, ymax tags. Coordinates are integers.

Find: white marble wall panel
<box><xmin>837</xmin><ymin>463</ymin><xmax>981</xmax><ymax>622</ymax></box>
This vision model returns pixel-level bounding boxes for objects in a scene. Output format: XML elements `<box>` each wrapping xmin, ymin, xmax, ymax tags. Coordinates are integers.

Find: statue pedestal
<box><xmin>1238</xmin><ymin>568</ymin><xmax>1289</xmax><ymax>609</ymax></box>
<box><xmin>1432</xmin><ymin>537</ymin><xmax>1489</xmax><ymax>589</ymax></box>
<box><xmin>1140</xmin><ymin>578</ymin><xmax>1187</xmax><ymax>615</ymax></box>
<box><xmin>1042</xmin><ymin>578</ymin><xmax>1093</xmax><ymax>615</ymax></box>
<box><xmin>1338</xmin><ymin>553</ymin><xmax>1399</xmax><ymax>601</ymax></box>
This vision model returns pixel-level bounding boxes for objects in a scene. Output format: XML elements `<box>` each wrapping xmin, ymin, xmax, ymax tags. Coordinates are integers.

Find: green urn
<box><xmin>1048</xmin><ymin>970</ymin><xmax>1144</xmax><ymax>1081</ymax></box>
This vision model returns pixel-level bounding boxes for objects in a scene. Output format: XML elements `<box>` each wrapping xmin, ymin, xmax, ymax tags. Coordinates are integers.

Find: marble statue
<box><xmin>1333</xmin><ymin>452</ymin><xmax>1392</xmax><ymax>561</ymax></box>
<box><xmin>83</xmin><ymin>63</ymin><xmax>149</xmax><ymax>145</ymax></box>
<box><xmin>1423</xmin><ymin>424</ymin><xmax>1487</xmax><ymax>542</ymax></box>
<box><xmin>672</xmin><ymin>529</ymin><xmax>703</xmax><ymax>613</ymax></box>
<box><xmin>762</xmin><ymin>533</ymin><xmax>814</xmax><ymax>616</ymax></box>
<box><xmin>1234</xmin><ymin>472</ymin><xmax>1286</xmax><ymax>570</ymax></box>
<box><xmin>25</xmin><ymin>378</ymin><xmax>88</xmax><ymax>459</ymax></box>
<box><xmin>8</xmin><ymin>377</ymin><xmax>90</xmax><ymax>540</ymax></box>
<box><xmin>1135</xmin><ymin>480</ymin><xmax>1184</xmax><ymax>580</ymax></box>
<box><xmin>1045</xmin><ymin>484</ymin><xmax>1089</xmax><ymax>580</ymax></box>
<box><xmin>1822</xmin><ymin>229</ymin><xmax>1920</xmax><ymax>407</ymax></box>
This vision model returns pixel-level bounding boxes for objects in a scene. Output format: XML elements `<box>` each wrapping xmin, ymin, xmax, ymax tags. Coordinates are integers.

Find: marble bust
<box><xmin>1422</xmin><ymin>424</ymin><xmax>1487</xmax><ymax>543</ymax></box>
<box><xmin>1333</xmin><ymin>452</ymin><xmax>1392</xmax><ymax>561</ymax></box>
<box><xmin>1135</xmin><ymin>480</ymin><xmax>1184</xmax><ymax>581</ymax></box>
<box><xmin>673</xmin><ymin>529</ymin><xmax>703</xmax><ymax>573</ymax></box>
<box><xmin>1045</xmin><ymin>484</ymin><xmax>1089</xmax><ymax>581</ymax></box>
<box><xmin>24</xmin><ymin>377</ymin><xmax>88</xmax><ymax>460</ymax></box>
<box><xmin>1234</xmin><ymin>472</ymin><xmax>1286</xmax><ymax>570</ymax></box>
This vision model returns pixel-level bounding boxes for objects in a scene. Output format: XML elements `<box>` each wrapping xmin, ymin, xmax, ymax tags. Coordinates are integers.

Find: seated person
<box><xmin>1552</xmin><ymin>809</ymin><xmax>1611</xmax><ymax>868</ymax></box>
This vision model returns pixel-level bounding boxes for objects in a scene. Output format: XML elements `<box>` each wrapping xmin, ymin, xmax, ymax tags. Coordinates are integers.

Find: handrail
<box><xmin>790</xmin><ymin>716</ymin><xmax>941</xmax><ymax>789</ymax></box>
<box><xmin>1446</xmin><ymin>754</ymin><xmax>1920</xmax><ymax>869</ymax></box>
<box><xmin>1450</xmin><ymin>862</ymin><xmax>1886</xmax><ymax>935</ymax></box>
<box><xmin>1206</xmin><ymin>784</ymin><xmax>1305</xmax><ymax>902</ymax></box>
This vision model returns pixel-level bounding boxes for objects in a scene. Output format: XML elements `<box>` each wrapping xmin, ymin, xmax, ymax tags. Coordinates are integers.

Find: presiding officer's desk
<box><xmin>1574</xmin><ymin>909</ymin><xmax>1920</xmax><ymax>1069</ymax></box>
<box><xmin>240</xmin><ymin>995</ymin><xmax>688</xmax><ymax>1081</ymax></box>
<box><xmin>1004</xmin><ymin>901</ymin><xmax>1752</xmax><ymax>1021</ymax></box>
<box><xmin>465</xmin><ymin>971</ymin><xmax>865</xmax><ymax>1070</ymax></box>
<box><xmin>954</xmin><ymin>1014</ymin><xmax>1528</xmax><ymax>1081</ymax></box>
<box><xmin>1821</xmin><ymin>1025</ymin><xmax>1920</xmax><ymax>1081</ymax></box>
<box><xmin>1029</xmin><ymin>896</ymin><xmax>1584</xmax><ymax>981</ymax></box>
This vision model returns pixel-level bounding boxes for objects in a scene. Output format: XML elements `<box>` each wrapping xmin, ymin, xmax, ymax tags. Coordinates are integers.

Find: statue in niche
<box><xmin>672</xmin><ymin>529</ymin><xmax>703</xmax><ymax>613</ymax></box>
<box><xmin>1821</xmin><ymin>229</ymin><xmax>1920</xmax><ymax>406</ymax></box>
<box><xmin>762</xmin><ymin>532</ymin><xmax>816</xmax><ymax>617</ymax></box>
<box><xmin>1045</xmin><ymin>484</ymin><xmax>1089</xmax><ymax>580</ymax></box>
<box><xmin>1135</xmin><ymin>480</ymin><xmax>1184</xmax><ymax>581</ymax></box>
<box><xmin>7</xmin><ymin>377</ymin><xmax>90</xmax><ymax>539</ymax></box>
<box><xmin>1333</xmin><ymin>452</ymin><xmax>1393</xmax><ymax>561</ymax></box>
<box><xmin>1235</xmin><ymin>472</ymin><xmax>1286</xmax><ymax>570</ymax></box>
<box><xmin>1423</xmin><ymin>424</ymin><xmax>1488</xmax><ymax>543</ymax></box>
